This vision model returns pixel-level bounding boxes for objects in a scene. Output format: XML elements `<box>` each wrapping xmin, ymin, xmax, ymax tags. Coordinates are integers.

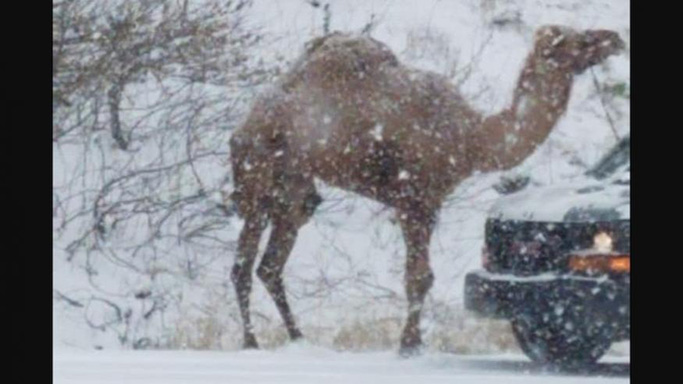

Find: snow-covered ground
<box><xmin>54</xmin><ymin>345</ymin><xmax>630</xmax><ymax>384</ymax></box>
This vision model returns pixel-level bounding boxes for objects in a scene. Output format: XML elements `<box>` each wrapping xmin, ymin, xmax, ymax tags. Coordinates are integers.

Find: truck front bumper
<box><xmin>464</xmin><ymin>270</ymin><xmax>630</xmax><ymax>339</ymax></box>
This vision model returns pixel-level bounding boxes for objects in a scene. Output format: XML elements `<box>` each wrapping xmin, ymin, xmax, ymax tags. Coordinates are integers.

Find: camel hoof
<box><xmin>398</xmin><ymin>338</ymin><xmax>424</xmax><ymax>358</ymax></box>
<box><xmin>398</xmin><ymin>344</ymin><xmax>424</xmax><ymax>358</ymax></box>
<box><xmin>243</xmin><ymin>334</ymin><xmax>259</xmax><ymax>349</ymax></box>
<box><xmin>289</xmin><ymin>329</ymin><xmax>304</xmax><ymax>341</ymax></box>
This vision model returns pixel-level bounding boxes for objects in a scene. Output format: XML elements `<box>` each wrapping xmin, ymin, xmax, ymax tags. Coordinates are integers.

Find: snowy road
<box><xmin>53</xmin><ymin>345</ymin><xmax>629</xmax><ymax>384</ymax></box>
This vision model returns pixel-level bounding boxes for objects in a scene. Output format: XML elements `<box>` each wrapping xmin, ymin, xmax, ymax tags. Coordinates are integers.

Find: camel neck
<box><xmin>467</xmin><ymin>54</ymin><xmax>574</xmax><ymax>172</ymax></box>
<box><xmin>510</xmin><ymin>56</ymin><xmax>573</xmax><ymax>135</ymax></box>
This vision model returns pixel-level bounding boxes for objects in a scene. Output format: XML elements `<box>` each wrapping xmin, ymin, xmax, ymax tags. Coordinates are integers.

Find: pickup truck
<box><xmin>465</xmin><ymin>136</ymin><xmax>630</xmax><ymax>367</ymax></box>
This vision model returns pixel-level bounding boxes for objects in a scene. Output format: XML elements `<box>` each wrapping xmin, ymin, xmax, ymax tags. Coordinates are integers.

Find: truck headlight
<box><xmin>593</xmin><ymin>232</ymin><xmax>613</xmax><ymax>253</ymax></box>
<box><xmin>568</xmin><ymin>232</ymin><xmax>628</xmax><ymax>273</ymax></box>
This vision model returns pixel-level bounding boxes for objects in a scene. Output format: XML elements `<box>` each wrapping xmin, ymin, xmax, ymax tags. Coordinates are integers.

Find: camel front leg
<box><xmin>397</xmin><ymin>207</ymin><xmax>436</xmax><ymax>356</ymax></box>
<box><xmin>231</xmin><ymin>213</ymin><xmax>267</xmax><ymax>349</ymax></box>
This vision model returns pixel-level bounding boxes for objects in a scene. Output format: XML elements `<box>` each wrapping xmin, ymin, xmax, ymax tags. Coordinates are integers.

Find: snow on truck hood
<box><xmin>489</xmin><ymin>177</ymin><xmax>630</xmax><ymax>223</ymax></box>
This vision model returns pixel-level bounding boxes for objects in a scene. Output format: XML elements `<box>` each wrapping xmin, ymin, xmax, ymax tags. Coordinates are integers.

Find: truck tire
<box><xmin>511</xmin><ymin>314</ymin><xmax>612</xmax><ymax>368</ymax></box>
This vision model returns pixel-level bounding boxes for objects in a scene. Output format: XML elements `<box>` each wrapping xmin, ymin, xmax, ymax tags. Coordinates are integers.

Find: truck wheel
<box><xmin>511</xmin><ymin>314</ymin><xmax>611</xmax><ymax>368</ymax></box>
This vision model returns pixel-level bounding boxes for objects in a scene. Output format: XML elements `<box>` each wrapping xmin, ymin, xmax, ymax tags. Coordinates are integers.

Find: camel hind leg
<box><xmin>231</xmin><ymin>211</ymin><xmax>268</xmax><ymax>349</ymax></box>
<box><xmin>229</xmin><ymin>92</ymin><xmax>307</xmax><ymax>347</ymax></box>
<box><xmin>256</xmin><ymin>219</ymin><xmax>303</xmax><ymax>340</ymax></box>
<box><xmin>256</xmin><ymin>177</ymin><xmax>321</xmax><ymax>341</ymax></box>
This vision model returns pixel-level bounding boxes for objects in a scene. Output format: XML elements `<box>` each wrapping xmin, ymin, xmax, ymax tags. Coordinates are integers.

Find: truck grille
<box><xmin>485</xmin><ymin>219</ymin><xmax>630</xmax><ymax>275</ymax></box>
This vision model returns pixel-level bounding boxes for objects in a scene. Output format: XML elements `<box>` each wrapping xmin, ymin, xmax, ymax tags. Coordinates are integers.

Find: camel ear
<box><xmin>535</xmin><ymin>25</ymin><xmax>563</xmax><ymax>41</ymax></box>
<box><xmin>534</xmin><ymin>25</ymin><xmax>569</xmax><ymax>56</ymax></box>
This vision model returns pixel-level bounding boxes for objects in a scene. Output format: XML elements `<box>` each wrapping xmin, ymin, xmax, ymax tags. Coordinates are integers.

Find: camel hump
<box><xmin>303</xmin><ymin>32</ymin><xmax>397</xmax><ymax>61</ymax></box>
<box><xmin>281</xmin><ymin>32</ymin><xmax>400</xmax><ymax>92</ymax></box>
<box><xmin>303</xmin><ymin>31</ymin><xmax>348</xmax><ymax>55</ymax></box>
<box><xmin>304</xmin><ymin>31</ymin><xmax>399</xmax><ymax>66</ymax></box>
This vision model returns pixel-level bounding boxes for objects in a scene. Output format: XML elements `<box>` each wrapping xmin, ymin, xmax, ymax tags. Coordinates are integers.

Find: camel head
<box><xmin>533</xmin><ymin>25</ymin><xmax>625</xmax><ymax>74</ymax></box>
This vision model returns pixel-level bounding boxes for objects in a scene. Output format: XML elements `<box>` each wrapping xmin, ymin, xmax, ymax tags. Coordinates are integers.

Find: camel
<box><xmin>227</xmin><ymin>25</ymin><xmax>625</xmax><ymax>355</ymax></box>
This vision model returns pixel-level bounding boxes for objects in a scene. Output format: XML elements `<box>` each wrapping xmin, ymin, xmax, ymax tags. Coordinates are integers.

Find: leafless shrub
<box><xmin>53</xmin><ymin>0</ymin><xmax>277</xmax><ymax>348</ymax></box>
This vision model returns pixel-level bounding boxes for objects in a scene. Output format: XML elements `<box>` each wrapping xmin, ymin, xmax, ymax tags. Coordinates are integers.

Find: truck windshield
<box><xmin>585</xmin><ymin>135</ymin><xmax>630</xmax><ymax>180</ymax></box>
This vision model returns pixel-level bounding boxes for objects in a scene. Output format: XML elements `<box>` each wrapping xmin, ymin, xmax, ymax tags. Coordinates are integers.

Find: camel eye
<box><xmin>581</xmin><ymin>35</ymin><xmax>598</xmax><ymax>48</ymax></box>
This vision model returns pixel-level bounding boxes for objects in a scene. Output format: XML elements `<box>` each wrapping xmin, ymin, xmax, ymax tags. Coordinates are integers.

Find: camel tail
<box><xmin>228</xmin><ymin>133</ymin><xmax>256</xmax><ymax>219</ymax></box>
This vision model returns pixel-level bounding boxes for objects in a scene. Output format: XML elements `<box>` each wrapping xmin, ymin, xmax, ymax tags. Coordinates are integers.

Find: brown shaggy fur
<box><xmin>228</xmin><ymin>25</ymin><xmax>624</xmax><ymax>355</ymax></box>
